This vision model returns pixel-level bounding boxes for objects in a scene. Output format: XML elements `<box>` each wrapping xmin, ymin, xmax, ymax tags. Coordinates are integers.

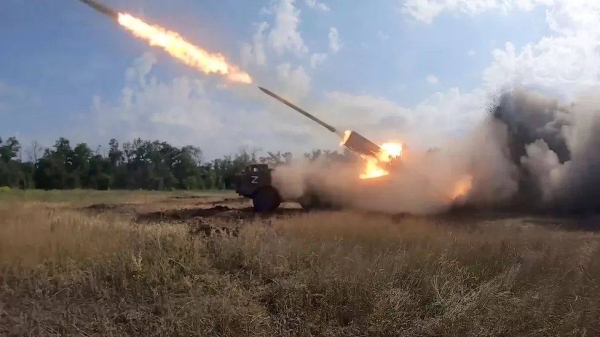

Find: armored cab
<box><xmin>234</xmin><ymin>163</ymin><xmax>281</xmax><ymax>212</ymax></box>
<box><xmin>234</xmin><ymin>162</ymin><xmax>337</xmax><ymax>213</ymax></box>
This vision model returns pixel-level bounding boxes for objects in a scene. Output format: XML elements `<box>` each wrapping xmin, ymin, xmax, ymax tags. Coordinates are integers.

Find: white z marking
<box><xmin>251</xmin><ymin>176</ymin><xmax>259</xmax><ymax>184</ymax></box>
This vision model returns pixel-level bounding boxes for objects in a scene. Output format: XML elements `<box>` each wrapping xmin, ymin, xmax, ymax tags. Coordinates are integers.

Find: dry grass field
<box><xmin>1</xmin><ymin>190</ymin><xmax>600</xmax><ymax>336</ymax></box>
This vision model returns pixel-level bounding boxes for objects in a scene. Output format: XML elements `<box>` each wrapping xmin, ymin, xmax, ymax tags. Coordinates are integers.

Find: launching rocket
<box><xmin>258</xmin><ymin>87</ymin><xmax>384</xmax><ymax>160</ymax></box>
<box><xmin>258</xmin><ymin>87</ymin><xmax>339</xmax><ymax>134</ymax></box>
<box><xmin>77</xmin><ymin>0</ymin><xmax>118</xmax><ymax>19</ymax></box>
<box><xmin>75</xmin><ymin>0</ymin><xmax>253</xmax><ymax>84</ymax></box>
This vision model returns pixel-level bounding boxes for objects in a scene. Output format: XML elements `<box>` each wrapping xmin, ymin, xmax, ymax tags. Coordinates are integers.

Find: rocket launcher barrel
<box><xmin>340</xmin><ymin>131</ymin><xmax>382</xmax><ymax>159</ymax></box>
<box><xmin>258</xmin><ymin>86</ymin><xmax>384</xmax><ymax>160</ymax></box>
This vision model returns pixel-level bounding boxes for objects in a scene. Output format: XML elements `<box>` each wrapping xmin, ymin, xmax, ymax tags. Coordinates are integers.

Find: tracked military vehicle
<box><xmin>234</xmin><ymin>87</ymin><xmax>401</xmax><ymax>213</ymax></box>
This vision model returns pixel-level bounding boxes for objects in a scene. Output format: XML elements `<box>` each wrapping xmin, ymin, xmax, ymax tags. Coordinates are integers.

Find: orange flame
<box><xmin>360</xmin><ymin>156</ymin><xmax>389</xmax><ymax>179</ymax></box>
<box><xmin>117</xmin><ymin>13</ymin><xmax>252</xmax><ymax>84</ymax></box>
<box><xmin>451</xmin><ymin>175</ymin><xmax>473</xmax><ymax>200</ymax></box>
<box><xmin>359</xmin><ymin>142</ymin><xmax>403</xmax><ymax>179</ymax></box>
<box><xmin>338</xmin><ymin>130</ymin><xmax>403</xmax><ymax>179</ymax></box>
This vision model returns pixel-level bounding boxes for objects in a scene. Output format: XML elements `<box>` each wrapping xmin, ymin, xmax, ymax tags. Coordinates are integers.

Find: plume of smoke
<box><xmin>271</xmin><ymin>86</ymin><xmax>600</xmax><ymax>216</ymax></box>
<box><xmin>494</xmin><ymin>87</ymin><xmax>600</xmax><ymax>213</ymax></box>
<box><xmin>272</xmin><ymin>148</ymin><xmax>476</xmax><ymax>215</ymax></box>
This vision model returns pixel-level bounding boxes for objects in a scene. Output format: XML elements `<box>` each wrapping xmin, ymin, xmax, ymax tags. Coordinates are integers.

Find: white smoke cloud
<box><xmin>272</xmin><ymin>86</ymin><xmax>600</xmax><ymax>215</ymax></box>
<box><xmin>520</xmin><ymin>139</ymin><xmax>564</xmax><ymax>203</ymax></box>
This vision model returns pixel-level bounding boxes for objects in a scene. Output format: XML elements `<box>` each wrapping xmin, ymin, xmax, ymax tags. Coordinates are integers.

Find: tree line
<box><xmin>0</xmin><ymin>136</ymin><xmax>356</xmax><ymax>191</ymax></box>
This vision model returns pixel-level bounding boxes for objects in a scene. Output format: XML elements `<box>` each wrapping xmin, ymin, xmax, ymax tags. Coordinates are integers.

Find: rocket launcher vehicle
<box><xmin>258</xmin><ymin>87</ymin><xmax>384</xmax><ymax>160</ymax></box>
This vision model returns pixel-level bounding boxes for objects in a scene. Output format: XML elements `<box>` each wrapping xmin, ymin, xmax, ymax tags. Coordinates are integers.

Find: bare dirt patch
<box><xmin>136</xmin><ymin>205</ymin><xmax>308</xmax><ymax>224</ymax></box>
<box><xmin>81</xmin><ymin>194</ymin><xmax>308</xmax><ymax>231</ymax></box>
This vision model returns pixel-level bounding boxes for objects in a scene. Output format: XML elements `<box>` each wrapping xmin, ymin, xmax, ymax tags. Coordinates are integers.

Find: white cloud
<box><xmin>401</xmin><ymin>0</ymin><xmax>552</xmax><ymax>24</ymax></box>
<box><xmin>87</xmin><ymin>53</ymin><xmax>324</xmax><ymax>159</ymax></box>
<box><xmin>468</xmin><ymin>49</ymin><xmax>476</xmax><ymax>56</ymax></box>
<box><xmin>241</xmin><ymin>22</ymin><xmax>269</xmax><ymax>66</ymax></box>
<box><xmin>276</xmin><ymin>62</ymin><xmax>311</xmax><ymax>100</ymax></box>
<box><xmin>86</xmin><ymin>50</ymin><xmax>491</xmax><ymax>159</ymax></box>
<box><xmin>402</xmin><ymin>1</ymin><xmax>600</xmax><ymax>101</ymax></box>
<box><xmin>310</xmin><ymin>53</ymin><xmax>328</xmax><ymax>68</ymax></box>
<box><xmin>482</xmin><ymin>1</ymin><xmax>600</xmax><ymax>98</ymax></box>
<box><xmin>329</xmin><ymin>27</ymin><xmax>342</xmax><ymax>53</ymax></box>
<box><xmin>125</xmin><ymin>52</ymin><xmax>156</xmax><ymax>86</ymax></box>
<box><xmin>309</xmin><ymin>87</ymin><xmax>486</xmax><ymax>150</ymax></box>
<box><xmin>411</xmin><ymin>88</ymin><xmax>486</xmax><ymax>139</ymax></box>
<box><xmin>377</xmin><ymin>30</ymin><xmax>390</xmax><ymax>40</ymax></box>
<box><xmin>267</xmin><ymin>0</ymin><xmax>309</xmax><ymax>57</ymax></box>
<box><xmin>320</xmin><ymin>91</ymin><xmax>412</xmax><ymax>129</ymax></box>
<box><xmin>305</xmin><ymin>0</ymin><xmax>330</xmax><ymax>12</ymax></box>
<box><xmin>426</xmin><ymin>75</ymin><xmax>439</xmax><ymax>85</ymax></box>
<box><xmin>92</xmin><ymin>53</ymin><xmax>224</xmax><ymax>147</ymax></box>
<box><xmin>90</xmin><ymin>0</ymin><xmax>600</xmax><ymax>160</ymax></box>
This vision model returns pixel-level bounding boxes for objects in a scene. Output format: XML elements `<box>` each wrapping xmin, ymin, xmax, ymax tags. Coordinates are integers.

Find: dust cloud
<box><xmin>271</xmin><ymin>87</ymin><xmax>600</xmax><ymax>215</ymax></box>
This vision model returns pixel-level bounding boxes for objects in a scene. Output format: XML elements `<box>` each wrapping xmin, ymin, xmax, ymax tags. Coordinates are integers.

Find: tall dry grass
<box><xmin>0</xmin><ymin>189</ymin><xmax>235</xmax><ymax>206</ymax></box>
<box><xmin>1</xmin><ymin>200</ymin><xmax>600</xmax><ymax>336</ymax></box>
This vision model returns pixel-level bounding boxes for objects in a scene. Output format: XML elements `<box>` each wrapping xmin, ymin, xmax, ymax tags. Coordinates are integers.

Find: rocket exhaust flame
<box><xmin>78</xmin><ymin>0</ymin><xmax>252</xmax><ymax>84</ymax></box>
<box><xmin>450</xmin><ymin>175</ymin><xmax>473</xmax><ymax>200</ymax></box>
<box><xmin>356</xmin><ymin>141</ymin><xmax>403</xmax><ymax>179</ymax></box>
<box><xmin>339</xmin><ymin>129</ymin><xmax>404</xmax><ymax>179</ymax></box>
<box><xmin>117</xmin><ymin>13</ymin><xmax>252</xmax><ymax>84</ymax></box>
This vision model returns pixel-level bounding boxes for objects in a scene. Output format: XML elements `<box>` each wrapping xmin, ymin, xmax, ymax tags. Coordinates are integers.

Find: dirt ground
<box><xmin>79</xmin><ymin>191</ymin><xmax>600</xmax><ymax>233</ymax></box>
<box><xmin>81</xmin><ymin>192</ymin><xmax>305</xmax><ymax>225</ymax></box>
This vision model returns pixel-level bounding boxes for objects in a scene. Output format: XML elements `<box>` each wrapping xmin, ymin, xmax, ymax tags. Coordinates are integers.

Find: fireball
<box><xmin>451</xmin><ymin>175</ymin><xmax>473</xmax><ymax>200</ymax></box>
<box><xmin>359</xmin><ymin>142</ymin><xmax>403</xmax><ymax>179</ymax></box>
<box><xmin>359</xmin><ymin>157</ymin><xmax>389</xmax><ymax>179</ymax></box>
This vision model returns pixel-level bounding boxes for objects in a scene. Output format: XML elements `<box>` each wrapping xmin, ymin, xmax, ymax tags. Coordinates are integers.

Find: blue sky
<box><xmin>1</xmin><ymin>0</ymin><xmax>598</xmax><ymax>160</ymax></box>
